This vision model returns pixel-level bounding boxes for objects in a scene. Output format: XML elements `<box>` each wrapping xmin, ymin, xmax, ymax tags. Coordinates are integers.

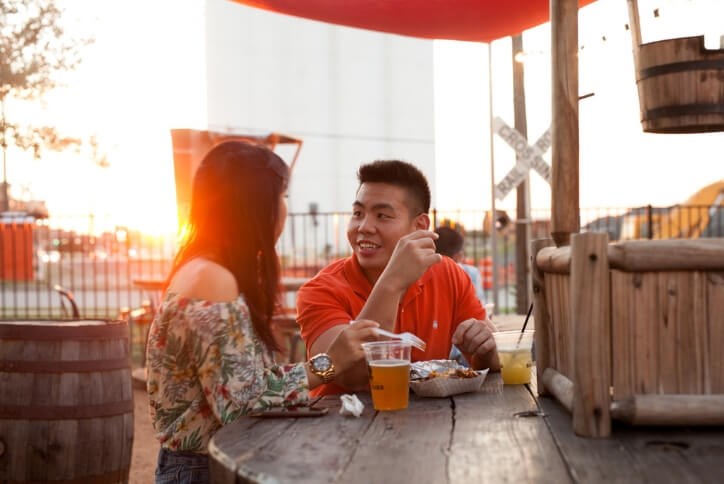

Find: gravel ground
<box><xmin>130</xmin><ymin>384</ymin><xmax>158</xmax><ymax>484</ymax></box>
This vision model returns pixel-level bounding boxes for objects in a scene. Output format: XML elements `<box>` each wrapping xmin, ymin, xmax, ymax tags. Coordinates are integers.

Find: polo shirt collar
<box><xmin>343</xmin><ymin>255</ymin><xmax>432</xmax><ymax>305</ymax></box>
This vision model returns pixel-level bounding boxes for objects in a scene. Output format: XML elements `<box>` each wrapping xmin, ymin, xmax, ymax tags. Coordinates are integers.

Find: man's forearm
<box><xmin>356</xmin><ymin>278</ymin><xmax>406</xmax><ymax>331</ymax></box>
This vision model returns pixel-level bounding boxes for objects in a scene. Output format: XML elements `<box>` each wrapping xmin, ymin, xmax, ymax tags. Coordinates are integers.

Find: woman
<box><xmin>146</xmin><ymin>141</ymin><xmax>378</xmax><ymax>483</ymax></box>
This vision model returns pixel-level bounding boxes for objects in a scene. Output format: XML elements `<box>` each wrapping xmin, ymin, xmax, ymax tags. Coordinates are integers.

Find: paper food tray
<box><xmin>409</xmin><ymin>368</ymin><xmax>489</xmax><ymax>398</ymax></box>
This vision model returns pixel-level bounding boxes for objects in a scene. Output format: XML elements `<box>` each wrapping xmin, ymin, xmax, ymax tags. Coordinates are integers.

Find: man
<box><xmin>434</xmin><ymin>226</ymin><xmax>485</xmax><ymax>302</ymax></box>
<box><xmin>296</xmin><ymin>160</ymin><xmax>499</xmax><ymax>395</ymax></box>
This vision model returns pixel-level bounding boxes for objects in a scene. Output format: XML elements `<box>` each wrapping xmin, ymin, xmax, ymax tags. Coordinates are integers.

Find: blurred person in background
<box><xmin>434</xmin><ymin>225</ymin><xmax>485</xmax><ymax>302</ymax></box>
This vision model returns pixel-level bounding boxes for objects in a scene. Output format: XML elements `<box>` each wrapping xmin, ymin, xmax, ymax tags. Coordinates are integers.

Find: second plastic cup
<box><xmin>492</xmin><ymin>330</ymin><xmax>535</xmax><ymax>385</ymax></box>
<box><xmin>361</xmin><ymin>340</ymin><xmax>411</xmax><ymax>411</ymax></box>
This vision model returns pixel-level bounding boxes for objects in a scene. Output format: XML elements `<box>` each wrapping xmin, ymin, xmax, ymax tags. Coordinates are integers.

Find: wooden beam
<box><xmin>571</xmin><ymin>233</ymin><xmax>611</xmax><ymax>437</ymax></box>
<box><xmin>531</xmin><ymin>238</ymin><xmax>555</xmax><ymax>394</ymax></box>
<box><xmin>550</xmin><ymin>0</ymin><xmax>580</xmax><ymax>247</ymax></box>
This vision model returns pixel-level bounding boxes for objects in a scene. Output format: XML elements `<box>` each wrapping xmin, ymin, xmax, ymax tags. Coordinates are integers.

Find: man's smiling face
<box><xmin>347</xmin><ymin>182</ymin><xmax>425</xmax><ymax>283</ymax></box>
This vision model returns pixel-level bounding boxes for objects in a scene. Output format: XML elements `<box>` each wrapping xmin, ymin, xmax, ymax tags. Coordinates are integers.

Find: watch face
<box><xmin>313</xmin><ymin>354</ymin><xmax>332</xmax><ymax>372</ymax></box>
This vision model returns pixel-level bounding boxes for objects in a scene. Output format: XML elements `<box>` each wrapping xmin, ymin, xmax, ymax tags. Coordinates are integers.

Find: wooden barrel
<box><xmin>0</xmin><ymin>320</ymin><xmax>134</xmax><ymax>483</ymax></box>
<box><xmin>636</xmin><ymin>35</ymin><xmax>724</xmax><ymax>133</ymax></box>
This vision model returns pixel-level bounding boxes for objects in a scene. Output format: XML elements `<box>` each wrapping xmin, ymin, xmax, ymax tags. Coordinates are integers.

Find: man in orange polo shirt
<box><xmin>296</xmin><ymin>160</ymin><xmax>499</xmax><ymax>395</ymax></box>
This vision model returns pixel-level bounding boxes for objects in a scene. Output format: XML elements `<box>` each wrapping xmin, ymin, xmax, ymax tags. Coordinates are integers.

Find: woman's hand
<box><xmin>327</xmin><ymin>319</ymin><xmax>380</xmax><ymax>391</ymax></box>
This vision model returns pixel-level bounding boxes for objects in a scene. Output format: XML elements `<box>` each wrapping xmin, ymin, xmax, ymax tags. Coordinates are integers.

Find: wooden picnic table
<box><xmin>208</xmin><ymin>371</ymin><xmax>724</xmax><ymax>483</ymax></box>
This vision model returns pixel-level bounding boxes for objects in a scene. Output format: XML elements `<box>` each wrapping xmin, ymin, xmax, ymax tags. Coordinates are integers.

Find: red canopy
<box><xmin>231</xmin><ymin>0</ymin><xmax>597</xmax><ymax>43</ymax></box>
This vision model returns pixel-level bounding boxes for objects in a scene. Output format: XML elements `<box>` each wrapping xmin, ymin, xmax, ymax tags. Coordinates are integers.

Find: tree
<box><xmin>0</xmin><ymin>0</ymin><xmax>92</xmax><ymax>211</ymax></box>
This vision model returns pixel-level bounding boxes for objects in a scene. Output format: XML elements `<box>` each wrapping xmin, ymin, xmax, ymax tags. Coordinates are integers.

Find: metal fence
<box><xmin>1</xmin><ymin>204</ymin><xmax>722</xmax><ymax>320</ymax></box>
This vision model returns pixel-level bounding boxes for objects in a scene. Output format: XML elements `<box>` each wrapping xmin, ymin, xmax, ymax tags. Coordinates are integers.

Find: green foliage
<box><xmin>0</xmin><ymin>0</ymin><xmax>92</xmax><ymax>197</ymax></box>
<box><xmin>0</xmin><ymin>0</ymin><xmax>90</xmax><ymax>101</ymax></box>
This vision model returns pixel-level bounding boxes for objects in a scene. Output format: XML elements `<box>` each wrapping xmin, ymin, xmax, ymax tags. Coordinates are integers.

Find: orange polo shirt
<box><xmin>296</xmin><ymin>256</ymin><xmax>487</xmax><ymax>395</ymax></box>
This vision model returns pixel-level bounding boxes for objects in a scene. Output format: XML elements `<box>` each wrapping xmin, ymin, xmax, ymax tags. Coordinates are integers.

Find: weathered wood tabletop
<box><xmin>208</xmin><ymin>372</ymin><xmax>724</xmax><ymax>483</ymax></box>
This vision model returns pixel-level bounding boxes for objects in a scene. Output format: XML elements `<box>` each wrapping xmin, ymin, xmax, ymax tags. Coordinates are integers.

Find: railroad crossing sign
<box><xmin>493</xmin><ymin>117</ymin><xmax>552</xmax><ymax>200</ymax></box>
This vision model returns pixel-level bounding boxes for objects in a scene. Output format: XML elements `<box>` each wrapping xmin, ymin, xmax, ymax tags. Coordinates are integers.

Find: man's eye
<box><xmin>377</xmin><ymin>213</ymin><xmax>392</xmax><ymax>219</ymax></box>
<box><xmin>352</xmin><ymin>211</ymin><xmax>362</xmax><ymax>218</ymax></box>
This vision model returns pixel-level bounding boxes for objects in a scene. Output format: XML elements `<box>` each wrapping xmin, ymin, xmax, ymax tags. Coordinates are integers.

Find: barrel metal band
<box><xmin>0</xmin><ymin>357</ymin><xmax>130</xmax><ymax>373</ymax></box>
<box><xmin>639</xmin><ymin>59</ymin><xmax>724</xmax><ymax>80</ymax></box>
<box><xmin>644</xmin><ymin>103</ymin><xmax>724</xmax><ymax>120</ymax></box>
<box><xmin>0</xmin><ymin>399</ymin><xmax>134</xmax><ymax>420</ymax></box>
<box><xmin>5</xmin><ymin>468</ymin><xmax>129</xmax><ymax>484</ymax></box>
<box><xmin>0</xmin><ymin>321</ymin><xmax>128</xmax><ymax>341</ymax></box>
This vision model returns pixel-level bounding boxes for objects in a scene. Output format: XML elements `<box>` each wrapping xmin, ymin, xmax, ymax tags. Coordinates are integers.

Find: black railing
<box><xmin>1</xmin><ymin>204</ymin><xmax>721</xmax><ymax>320</ymax></box>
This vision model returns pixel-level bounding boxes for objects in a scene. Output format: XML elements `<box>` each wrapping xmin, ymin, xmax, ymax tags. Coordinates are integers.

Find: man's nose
<box><xmin>357</xmin><ymin>215</ymin><xmax>375</xmax><ymax>233</ymax></box>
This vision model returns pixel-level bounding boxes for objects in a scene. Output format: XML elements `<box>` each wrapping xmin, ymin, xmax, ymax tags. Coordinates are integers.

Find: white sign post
<box><xmin>493</xmin><ymin>117</ymin><xmax>552</xmax><ymax>200</ymax></box>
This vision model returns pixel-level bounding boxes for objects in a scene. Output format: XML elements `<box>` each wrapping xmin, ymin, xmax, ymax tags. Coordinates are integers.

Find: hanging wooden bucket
<box><xmin>0</xmin><ymin>320</ymin><xmax>134</xmax><ymax>483</ymax></box>
<box><xmin>636</xmin><ymin>35</ymin><xmax>724</xmax><ymax>133</ymax></box>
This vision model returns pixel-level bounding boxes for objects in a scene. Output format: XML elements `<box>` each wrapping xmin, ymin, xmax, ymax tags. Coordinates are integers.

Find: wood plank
<box><xmin>611</xmin><ymin>270</ymin><xmax>635</xmax><ymax>398</ymax></box>
<box><xmin>550</xmin><ymin>0</ymin><xmax>580</xmax><ymax>246</ymax></box>
<box><xmin>570</xmin><ymin>233</ymin><xmax>611</xmax><ymax>437</ymax></box>
<box><xmin>532</xmin><ymin>238</ymin><xmax>555</xmax><ymax>396</ymax></box>
<box><xmin>634</xmin><ymin>272</ymin><xmax>659</xmax><ymax>395</ymax></box>
<box><xmin>707</xmin><ymin>272</ymin><xmax>724</xmax><ymax>392</ymax></box>
<box><xmin>541</xmin><ymin>396</ymin><xmax>724</xmax><ymax>483</ymax></box>
<box><xmin>341</xmin><ymin>394</ymin><xmax>451</xmax><ymax>483</ymax></box>
<box><xmin>450</xmin><ymin>373</ymin><xmax>572</xmax><ymax>483</ymax></box>
<box><xmin>657</xmin><ymin>272</ymin><xmax>679</xmax><ymax>394</ymax></box>
<box><xmin>542</xmin><ymin>367</ymin><xmax>573</xmax><ymax>413</ymax></box>
<box><xmin>549</xmin><ymin>274</ymin><xmax>572</xmax><ymax>378</ymax></box>
<box><xmin>536</xmin><ymin>246</ymin><xmax>571</xmax><ymax>274</ymax></box>
<box><xmin>611</xmin><ymin>395</ymin><xmax>724</xmax><ymax>425</ymax></box>
<box><xmin>608</xmin><ymin>239</ymin><xmax>724</xmax><ymax>272</ymax></box>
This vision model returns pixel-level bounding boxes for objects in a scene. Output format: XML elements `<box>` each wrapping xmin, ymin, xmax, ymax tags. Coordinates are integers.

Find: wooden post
<box><xmin>550</xmin><ymin>0</ymin><xmax>580</xmax><ymax>247</ymax></box>
<box><xmin>571</xmin><ymin>233</ymin><xmax>611</xmax><ymax>437</ymax></box>
<box><xmin>531</xmin><ymin>238</ymin><xmax>555</xmax><ymax>395</ymax></box>
<box><xmin>625</xmin><ymin>0</ymin><xmax>642</xmax><ymax>74</ymax></box>
<box><xmin>512</xmin><ymin>34</ymin><xmax>531</xmax><ymax>314</ymax></box>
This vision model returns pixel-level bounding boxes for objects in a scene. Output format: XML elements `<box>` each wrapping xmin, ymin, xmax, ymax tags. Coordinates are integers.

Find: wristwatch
<box><xmin>308</xmin><ymin>353</ymin><xmax>336</xmax><ymax>383</ymax></box>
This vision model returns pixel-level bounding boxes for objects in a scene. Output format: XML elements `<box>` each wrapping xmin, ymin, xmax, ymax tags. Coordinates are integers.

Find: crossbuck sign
<box><xmin>493</xmin><ymin>117</ymin><xmax>552</xmax><ymax>200</ymax></box>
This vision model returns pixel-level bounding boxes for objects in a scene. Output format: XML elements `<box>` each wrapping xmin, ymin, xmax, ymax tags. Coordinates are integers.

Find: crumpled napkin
<box><xmin>339</xmin><ymin>394</ymin><xmax>364</xmax><ymax>417</ymax></box>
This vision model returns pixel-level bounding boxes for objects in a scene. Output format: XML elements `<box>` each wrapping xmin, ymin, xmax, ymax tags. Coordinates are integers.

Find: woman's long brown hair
<box><xmin>168</xmin><ymin>141</ymin><xmax>289</xmax><ymax>351</ymax></box>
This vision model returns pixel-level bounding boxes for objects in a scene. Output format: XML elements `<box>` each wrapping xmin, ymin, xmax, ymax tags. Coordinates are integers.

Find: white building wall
<box><xmin>205</xmin><ymin>0</ymin><xmax>435</xmax><ymax>215</ymax></box>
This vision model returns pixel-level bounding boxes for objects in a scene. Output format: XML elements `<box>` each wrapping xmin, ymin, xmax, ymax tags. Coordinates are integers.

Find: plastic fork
<box><xmin>373</xmin><ymin>328</ymin><xmax>427</xmax><ymax>352</ymax></box>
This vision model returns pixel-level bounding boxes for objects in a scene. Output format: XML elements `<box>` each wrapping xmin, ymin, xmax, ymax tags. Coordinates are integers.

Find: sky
<box><xmin>434</xmin><ymin>0</ymin><xmax>723</xmax><ymax>225</ymax></box>
<box><xmin>4</xmin><ymin>0</ymin><xmax>722</xmax><ymax>234</ymax></box>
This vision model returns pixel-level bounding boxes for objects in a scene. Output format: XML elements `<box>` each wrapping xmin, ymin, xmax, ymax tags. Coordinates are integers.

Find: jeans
<box><xmin>155</xmin><ymin>447</ymin><xmax>210</xmax><ymax>484</ymax></box>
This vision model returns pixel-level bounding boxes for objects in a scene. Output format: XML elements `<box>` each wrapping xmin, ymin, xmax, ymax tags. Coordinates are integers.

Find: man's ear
<box><xmin>416</xmin><ymin>213</ymin><xmax>430</xmax><ymax>230</ymax></box>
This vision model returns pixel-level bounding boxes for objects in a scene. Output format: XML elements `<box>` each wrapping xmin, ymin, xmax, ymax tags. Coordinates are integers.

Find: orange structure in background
<box><xmin>170</xmin><ymin>129</ymin><xmax>302</xmax><ymax>233</ymax></box>
<box><xmin>479</xmin><ymin>257</ymin><xmax>493</xmax><ymax>290</ymax></box>
<box><xmin>0</xmin><ymin>220</ymin><xmax>34</xmax><ymax>281</ymax></box>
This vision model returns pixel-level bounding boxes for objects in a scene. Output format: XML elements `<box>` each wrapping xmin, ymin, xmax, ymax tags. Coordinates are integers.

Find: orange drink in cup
<box><xmin>492</xmin><ymin>330</ymin><xmax>534</xmax><ymax>385</ymax></box>
<box><xmin>361</xmin><ymin>341</ymin><xmax>411</xmax><ymax>411</ymax></box>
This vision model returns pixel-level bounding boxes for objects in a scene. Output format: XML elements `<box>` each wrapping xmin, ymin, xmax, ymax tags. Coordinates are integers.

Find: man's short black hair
<box><xmin>357</xmin><ymin>160</ymin><xmax>431</xmax><ymax>215</ymax></box>
<box><xmin>434</xmin><ymin>226</ymin><xmax>464</xmax><ymax>257</ymax></box>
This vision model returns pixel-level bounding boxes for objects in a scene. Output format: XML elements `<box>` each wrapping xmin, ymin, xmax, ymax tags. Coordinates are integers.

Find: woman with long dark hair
<box><xmin>146</xmin><ymin>141</ymin><xmax>378</xmax><ymax>483</ymax></box>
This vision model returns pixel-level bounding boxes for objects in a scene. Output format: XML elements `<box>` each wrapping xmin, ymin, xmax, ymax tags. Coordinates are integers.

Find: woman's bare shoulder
<box><xmin>167</xmin><ymin>258</ymin><xmax>238</xmax><ymax>302</ymax></box>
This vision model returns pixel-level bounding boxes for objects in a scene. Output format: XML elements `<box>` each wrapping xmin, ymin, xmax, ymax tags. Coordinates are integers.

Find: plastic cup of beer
<box><xmin>361</xmin><ymin>340</ymin><xmax>411</xmax><ymax>411</ymax></box>
<box><xmin>492</xmin><ymin>330</ymin><xmax>534</xmax><ymax>385</ymax></box>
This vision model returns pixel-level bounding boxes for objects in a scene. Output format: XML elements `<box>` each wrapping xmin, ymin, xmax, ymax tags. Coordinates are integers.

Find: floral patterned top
<box><xmin>146</xmin><ymin>292</ymin><xmax>310</xmax><ymax>454</ymax></box>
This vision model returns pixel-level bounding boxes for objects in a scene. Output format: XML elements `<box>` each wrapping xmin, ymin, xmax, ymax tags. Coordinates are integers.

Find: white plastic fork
<box><xmin>373</xmin><ymin>328</ymin><xmax>427</xmax><ymax>352</ymax></box>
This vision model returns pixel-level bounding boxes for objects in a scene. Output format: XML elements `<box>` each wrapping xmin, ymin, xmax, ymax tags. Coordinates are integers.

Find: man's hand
<box><xmin>378</xmin><ymin>230</ymin><xmax>442</xmax><ymax>292</ymax></box>
<box><xmin>452</xmin><ymin>318</ymin><xmax>500</xmax><ymax>371</ymax></box>
<box><xmin>326</xmin><ymin>319</ymin><xmax>380</xmax><ymax>391</ymax></box>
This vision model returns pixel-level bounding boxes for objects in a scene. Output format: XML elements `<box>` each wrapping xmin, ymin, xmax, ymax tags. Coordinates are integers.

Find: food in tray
<box><xmin>409</xmin><ymin>360</ymin><xmax>489</xmax><ymax>398</ymax></box>
<box><xmin>428</xmin><ymin>367</ymin><xmax>479</xmax><ymax>379</ymax></box>
<box><xmin>410</xmin><ymin>359</ymin><xmax>481</xmax><ymax>381</ymax></box>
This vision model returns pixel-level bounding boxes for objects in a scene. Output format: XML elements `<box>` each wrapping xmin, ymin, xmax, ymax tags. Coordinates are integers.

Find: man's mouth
<box><xmin>357</xmin><ymin>240</ymin><xmax>380</xmax><ymax>255</ymax></box>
